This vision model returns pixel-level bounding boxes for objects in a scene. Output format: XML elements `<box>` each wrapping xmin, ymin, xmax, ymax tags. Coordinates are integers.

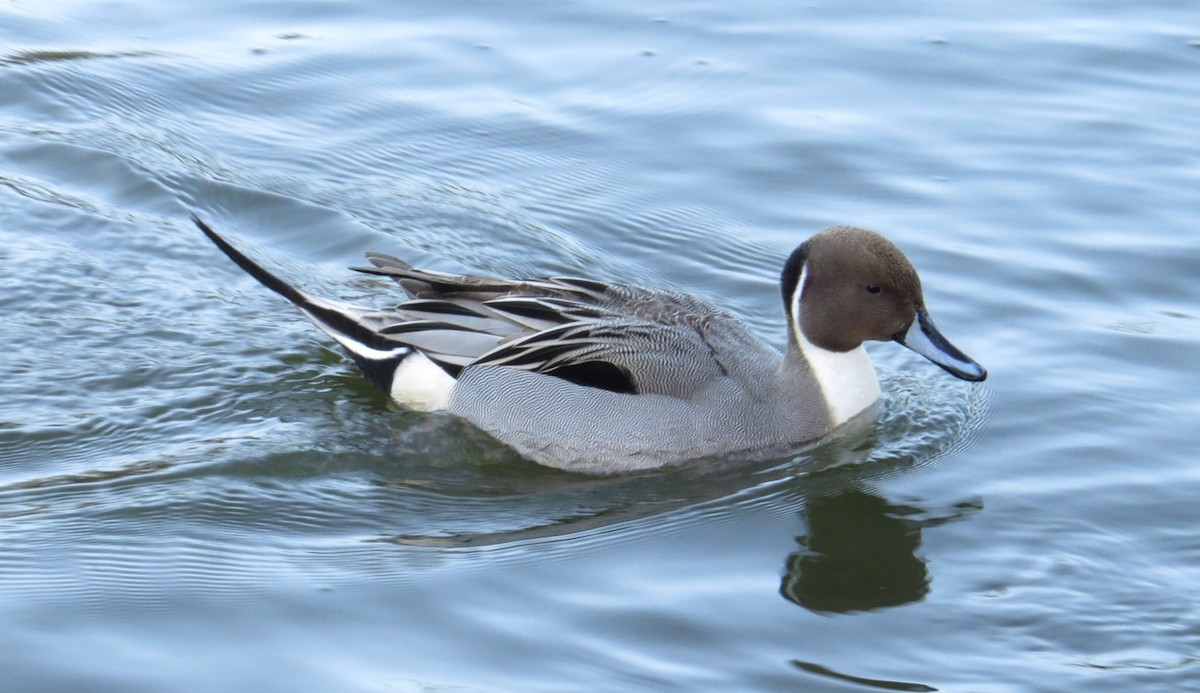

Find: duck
<box><xmin>193</xmin><ymin>216</ymin><xmax>985</xmax><ymax>473</ymax></box>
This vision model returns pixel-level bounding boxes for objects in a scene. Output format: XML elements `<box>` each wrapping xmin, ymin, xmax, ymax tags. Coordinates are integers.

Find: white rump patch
<box><xmin>790</xmin><ymin>267</ymin><xmax>881</xmax><ymax>426</ymax></box>
<box><xmin>299</xmin><ymin>305</ymin><xmax>456</xmax><ymax>412</ymax></box>
<box><xmin>390</xmin><ymin>352</ymin><xmax>456</xmax><ymax>411</ymax></box>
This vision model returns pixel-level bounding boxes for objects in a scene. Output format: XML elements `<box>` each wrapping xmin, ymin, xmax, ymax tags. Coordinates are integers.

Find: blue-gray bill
<box><xmin>896</xmin><ymin>308</ymin><xmax>987</xmax><ymax>382</ymax></box>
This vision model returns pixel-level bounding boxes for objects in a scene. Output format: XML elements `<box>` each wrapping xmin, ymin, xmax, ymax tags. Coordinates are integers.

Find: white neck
<box><xmin>790</xmin><ymin>267</ymin><xmax>881</xmax><ymax>427</ymax></box>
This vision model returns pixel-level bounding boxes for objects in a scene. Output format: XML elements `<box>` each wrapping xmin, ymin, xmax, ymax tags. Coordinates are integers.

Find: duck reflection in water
<box><xmin>781</xmin><ymin>486</ymin><xmax>981</xmax><ymax>614</ymax></box>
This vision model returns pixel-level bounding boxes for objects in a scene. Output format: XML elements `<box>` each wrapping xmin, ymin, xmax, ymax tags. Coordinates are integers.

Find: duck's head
<box><xmin>782</xmin><ymin>226</ymin><xmax>986</xmax><ymax>382</ymax></box>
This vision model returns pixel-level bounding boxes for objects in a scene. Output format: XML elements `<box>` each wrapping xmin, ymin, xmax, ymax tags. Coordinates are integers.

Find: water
<box><xmin>2</xmin><ymin>0</ymin><xmax>1199</xmax><ymax>690</ymax></box>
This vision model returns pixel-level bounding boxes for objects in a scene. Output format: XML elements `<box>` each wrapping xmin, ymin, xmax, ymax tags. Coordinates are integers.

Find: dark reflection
<box><xmin>792</xmin><ymin>660</ymin><xmax>938</xmax><ymax>692</ymax></box>
<box><xmin>0</xmin><ymin>49</ymin><xmax>158</xmax><ymax>66</ymax></box>
<box><xmin>781</xmin><ymin>486</ymin><xmax>980</xmax><ymax>614</ymax></box>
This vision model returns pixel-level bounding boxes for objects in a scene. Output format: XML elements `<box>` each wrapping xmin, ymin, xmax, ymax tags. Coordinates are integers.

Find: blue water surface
<box><xmin>2</xmin><ymin>0</ymin><xmax>1199</xmax><ymax>690</ymax></box>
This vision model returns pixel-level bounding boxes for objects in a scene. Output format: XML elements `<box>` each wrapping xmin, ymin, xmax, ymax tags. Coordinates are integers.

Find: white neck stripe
<box><xmin>790</xmin><ymin>266</ymin><xmax>881</xmax><ymax>426</ymax></box>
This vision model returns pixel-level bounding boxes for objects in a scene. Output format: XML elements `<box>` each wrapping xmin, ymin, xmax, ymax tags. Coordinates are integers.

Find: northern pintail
<box><xmin>194</xmin><ymin>217</ymin><xmax>985</xmax><ymax>473</ymax></box>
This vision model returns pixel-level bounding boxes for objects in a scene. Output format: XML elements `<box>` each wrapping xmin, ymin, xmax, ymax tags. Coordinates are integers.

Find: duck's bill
<box><xmin>897</xmin><ymin>308</ymin><xmax>987</xmax><ymax>382</ymax></box>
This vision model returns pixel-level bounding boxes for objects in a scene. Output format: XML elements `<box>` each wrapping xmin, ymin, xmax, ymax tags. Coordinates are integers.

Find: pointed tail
<box><xmin>192</xmin><ymin>215</ymin><xmax>411</xmax><ymax>391</ymax></box>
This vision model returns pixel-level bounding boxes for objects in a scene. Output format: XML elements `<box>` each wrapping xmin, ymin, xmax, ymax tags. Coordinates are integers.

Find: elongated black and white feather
<box><xmin>193</xmin><ymin>216</ymin><xmax>424</xmax><ymax>391</ymax></box>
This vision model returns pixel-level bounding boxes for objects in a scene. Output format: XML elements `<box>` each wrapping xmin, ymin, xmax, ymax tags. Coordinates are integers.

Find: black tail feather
<box><xmin>192</xmin><ymin>214</ymin><xmax>310</xmax><ymax>307</ymax></box>
<box><xmin>192</xmin><ymin>214</ymin><xmax>407</xmax><ymax>361</ymax></box>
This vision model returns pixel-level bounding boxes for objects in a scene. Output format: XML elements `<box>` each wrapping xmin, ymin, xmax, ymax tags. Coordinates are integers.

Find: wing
<box><xmin>352</xmin><ymin>255</ymin><xmax>779</xmax><ymax>397</ymax></box>
<box><xmin>466</xmin><ymin>317</ymin><xmax>733</xmax><ymax>397</ymax></box>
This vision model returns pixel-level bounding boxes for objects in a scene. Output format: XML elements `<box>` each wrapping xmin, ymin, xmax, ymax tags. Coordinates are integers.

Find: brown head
<box><xmin>781</xmin><ymin>226</ymin><xmax>986</xmax><ymax>381</ymax></box>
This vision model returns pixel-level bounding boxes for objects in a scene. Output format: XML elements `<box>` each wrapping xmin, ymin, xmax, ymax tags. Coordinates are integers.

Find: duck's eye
<box><xmin>866</xmin><ymin>284</ymin><xmax>882</xmax><ymax>294</ymax></box>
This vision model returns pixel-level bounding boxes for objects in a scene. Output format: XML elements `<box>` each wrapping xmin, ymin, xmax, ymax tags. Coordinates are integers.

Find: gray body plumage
<box><xmin>354</xmin><ymin>259</ymin><xmax>833</xmax><ymax>471</ymax></box>
<box><xmin>449</xmin><ymin>366</ymin><xmax>829</xmax><ymax>472</ymax></box>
